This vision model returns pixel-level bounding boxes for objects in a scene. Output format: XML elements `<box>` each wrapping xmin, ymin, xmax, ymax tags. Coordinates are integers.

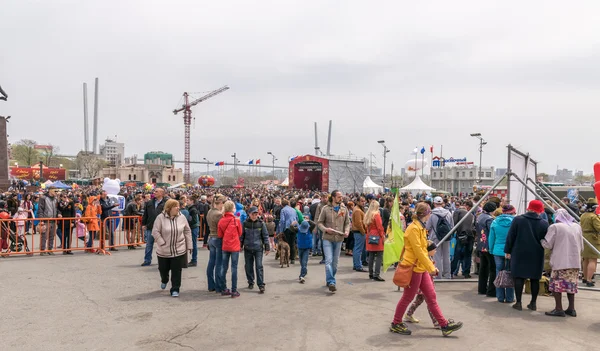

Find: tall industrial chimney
<box><xmin>93</xmin><ymin>77</ymin><xmax>99</xmax><ymax>154</ymax></box>
<box><xmin>326</xmin><ymin>120</ymin><xmax>332</xmax><ymax>156</ymax></box>
<box><xmin>83</xmin><ymin>83</ymin><xmax>89</xmax><ymax>153</ymax></box>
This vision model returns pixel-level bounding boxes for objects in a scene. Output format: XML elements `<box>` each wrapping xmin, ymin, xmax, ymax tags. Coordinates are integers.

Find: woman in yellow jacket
<box><xmin>390</xmin><ymin>203</ymin><xmax>463</xmax><ymax>337</ymax></box>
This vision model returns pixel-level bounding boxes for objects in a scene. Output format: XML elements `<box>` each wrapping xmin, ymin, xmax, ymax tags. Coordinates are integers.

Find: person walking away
<box><xmin>84</xmin><ymin>195</ymin><xmax>101</xmax><ymax>252</ymax></box>
<box><xmin>476</xmin><ymin>202</ymin><xmax>497</xmax><ymax>297</ymax></box>
<box><xmin>219</xmin><ymin>201</ymin><xmax>243</xmax><ymax>298</ymax></box>
<box><xmin>124</xmin><ymin>194</ymin><xmax>143</xmax><ymax>249</ymax></box>
<box><xmin>265</xmin><ymin>214</ymin><xmax>276</xmax><ymax>251</ymax></box>
<box><xmin>404</xmin><ymin>240</ymin><xmax>440</xmax><ymax>328</ymax></box>
<box><xmin>541</xmin><ymin>209</ymin><xmax>583</xmax><ymax>317</ymax></box>
<box><xmin>152</xmin><ymin>199</ymin><xmax>192</xmax><ymax>297</ymax></box>
<box><xmin>141</xmin><ymin>188</ymin><xmax>166</xmax><ymax>266</ymax></box>
<box><xmin>450</xmin><ymin>201</ymin><xmax>475</xmax><ymax>278</ymax></box>
<box><xmin>426</xmin><ymin>197</ymin><xmax>454</xmax><ymax>279</ymax></box>
<box><xmin>580</xmin><ymin>198</ymin><xmax>600</xmax><ymax>287</ymax></box>
<box><xmin>38</xmin><ymin>187</ymin><xmax>59</xmax><ymax>256</ymax></box>
<box><xmin>186</xmin><ymin>196</ymin><xmax>200</xmax><ymax>267</ymax></box>
<box><xmin>390</xmin><ymin>203</ymin><xmax>463</xmax><ymax>336</ymax></box>
<box><xmin>488</xmin><ymin>205</ymin><xmax>516</xmax><ymax>303</ymax></box>
<box><xmin>99</xmin><ymin>191</ymin><xmax>119</xmax><ymax>252</ymax></box>
<box><xmin>296</xmin><ymin>220</ymin><xmax>313</xmax><ymax>284</ymax></box>
<box><xmin>57</xmin><ymin>193</ymin><xmax>75</xmax><ymax>254</ymax></box>
<box><xmin>351</xmin><ymin>196</ymin><xmax>367</xmax><ymax>272</ymax></box>
<box><xmin>196</xmin><ymin>195</ymin><xmax>210</xmax><ymax>248</ymax></box>
<box><xmin>364</xmin><ymin>200</ymin><xmax>385</xmax><ymax>281</ymax></box>
<box><xmin>207</xmin><ymin>195</ymin><xmax>225</xmax><ymax>292</ymax></box>
<box><xmin>241</xmin><ymin>206</ymin><xmax>270</xmax><ymax>293</ymax></box>
<box><xmin>309</xmin><ymin>194</ymin><xmax>322</xmax><ymax>256</ymax></box>
<box><xmin>278</xmin><ymin>199</ymin><xmax>299</xmax><ymax>264</ymax></box>
<box><xmin>317</xmin><ymin>190</ymin><xmax>351</xmax><ymax>293</ymax></box>
<box><xmin>504</xmin><ymin>200</ymin><xmax>549</xmax><ymax>311</ymax></box>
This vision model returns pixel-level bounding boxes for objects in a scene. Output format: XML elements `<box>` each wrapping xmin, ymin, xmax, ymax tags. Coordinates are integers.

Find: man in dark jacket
<box><xmin>476</xmin><ymin>202</ymin><xmax>497</xmax><ymax>296</ymax></box>
<box><xmin>196</xmin><ymin>195</ymin><xmax>210</xmax><ymax>247</ymax></box>
<box><xmin>186</xmin><ymin>196</ymin><xmax>200</xmax><ymax>266</ymax></box>
<box><xmin>451</xmin><ymin>201</ymin><xmax>476</xmax><ymax>278</ymax></box>
<box><xmin>241</xmin><ymin>206</ymin><xmax>270</xmax><ymax>293</ymax></box>
<box><xmin>141</xmin><ymin>188</ymin><xmax>166</xmax><ymax>266</ymax></box>
<box><xmin>100</xmin><ymin>191</ymin><xmax>119</xmax><ymax>251</ymax></box>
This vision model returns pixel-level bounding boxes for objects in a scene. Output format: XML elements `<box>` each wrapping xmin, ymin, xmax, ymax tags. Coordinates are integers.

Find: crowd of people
<box><xmin>1</xmin><ymin>182</ymin><xmax>599</xmax><ymax>337</ymax></box>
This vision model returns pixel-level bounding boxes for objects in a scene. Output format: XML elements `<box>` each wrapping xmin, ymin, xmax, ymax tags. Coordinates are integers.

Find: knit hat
<box><xmin>502</xmin><ymin>205</ymin><xmax>516</xmax><ymax>214</ymax></box>
<box><xmin>527</xmin><ymin>200</ymin><xmax>545</xmax><ymax>214</ymax></box>
<box><xmin>483</xmin><ymin>202</ymin><xmax>497</xmax><ymax>213</ymax></box>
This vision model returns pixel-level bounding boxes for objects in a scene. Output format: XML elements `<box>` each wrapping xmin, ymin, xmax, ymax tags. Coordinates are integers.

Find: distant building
<box><xmin>495</xmin><ymin>168</ymin><xmax>507</xmax><ymax>178</ymax></box>
<box><xmin>430</xmin><ymin>165</ymin><xmax>495</xmax><ymax>194</ymax></box>
<box><xmin>99</xmin><ymin>138</ymin><xmax>125</xmax><ymax>167</ymax></box>
<box><xmin>100</xmin><ymin>151</ymin><xmax>183</xmax><ymax>184</ymax></box>
<box><xmin>555</xmin><ymin>168</ymin><xmax>574</xmax><ymax>183</ymax></box>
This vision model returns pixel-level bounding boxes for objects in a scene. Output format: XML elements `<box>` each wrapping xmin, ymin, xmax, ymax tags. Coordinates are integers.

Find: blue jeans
<box><xmin>207</xmin><ymin>238</ymin><xmax>223</xmax><ymax>292</ymax></box>
<box><xmin>299</xmin><ymin>248</ymin><xmax>310</xmax><ymax>278</ymax></box>
<box><xmin>494</xmin><ymin>255</ymin><xmax>515</xmax><ymax>303</ymax></box>
<box><xmin>244</xmin><ymin>249</ymin><xmax>264</xmax><ymax>287</ymax></box>
<box><xmin>452</xmin><ymin>237</ymin><xmax>474</xmax><ymax>276</ymax></box>
<box><xmin>190</xmin><ymin>227</ymin><xmax>199</xmax><ymax>263</ymax></box>
<box><xmin>221</xmin><ymin>251</ymin><xmax>240</xmax><ymax>292</ymax></box>
<box><xmin>353</xmin><ymin>232</ymin><xmax>365</xmax><ymax>269</ymax></box>
<box><xmin>313</xmin><ymin>230</ymin><xmax>322</xmax><ymax>254</ymax></box>
<box><xmin>323</xmin><ymin>240</ymin><xmax>342</xmax><ymax>286</ymax></box>
<box><xmin>143</xmin><ymin>230</ymin><xmax>154</xmax><ymax>264</ymax></box>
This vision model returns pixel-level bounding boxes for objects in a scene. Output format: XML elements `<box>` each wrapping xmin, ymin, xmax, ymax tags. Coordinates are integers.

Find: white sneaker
<box><xmin>404</xmin><ymin>315</ymin><xmax>420</xmax><ymax>323</ymax></box>
<box><xmin>299</xmin><ymin>277</ymin><xmax>305</xmax><ymax>284</ymax></box>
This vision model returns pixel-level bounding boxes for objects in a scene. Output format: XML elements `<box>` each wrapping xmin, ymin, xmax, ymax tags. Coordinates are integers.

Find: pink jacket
<box><xmin>541</xmin><ymin>223</ymin><xmax>583</xmax><ymax>271</ymax></box>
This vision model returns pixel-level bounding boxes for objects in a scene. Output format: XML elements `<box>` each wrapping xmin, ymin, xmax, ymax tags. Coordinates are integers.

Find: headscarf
<box><xmin>554</xmin><ymin>208</ymin><xmax>575</xmax><ymax>226</ymax></box>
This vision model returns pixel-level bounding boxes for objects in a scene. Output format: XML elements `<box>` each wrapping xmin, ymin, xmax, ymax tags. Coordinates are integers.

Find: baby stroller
<box><xmin>0</xmin><ymin>220</ymin><xmax>31</xmax><ymax>256</ymax></box>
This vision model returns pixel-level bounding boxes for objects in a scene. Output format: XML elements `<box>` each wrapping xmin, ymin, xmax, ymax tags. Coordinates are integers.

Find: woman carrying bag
<box><xmin>489</xmin><ymin>205</ymin><xmax>516</xmax><ymax>303</ymax></box>
<box><xmin>364</xmin><ymin>200</ymin><xmax>385</xmax><ymax>281</ymax></box>
<box><xmin>389</xmin><ymin>202</ymin><xmax>463</xmax><ymax>337</ymax></box>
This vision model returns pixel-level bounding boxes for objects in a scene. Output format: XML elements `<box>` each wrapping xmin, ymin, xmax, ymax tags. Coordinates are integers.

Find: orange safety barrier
<box><xmin>0</xmin><ymin>216</ymin><xmax>106</xmax><ymax>257</ymax></box>
<box><xmin>101</xmin><ymin>216</ymin><xmax>144</xmax><ymax>254</ymax></box>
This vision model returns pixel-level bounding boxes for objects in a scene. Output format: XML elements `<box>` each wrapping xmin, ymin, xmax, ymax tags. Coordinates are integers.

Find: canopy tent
<box><xmin>280</xmin><ymin>177</ymin><xmax>289</xmax><ymax>187</ymax></box>
<box><xmin>400</xmin><ymin>175</ymin><xmax>436</xmax><ymax>193</ymax></box>
<box><xmin>362</xmin><ymin>176</ymin><xmax>383</xmax><ymax>194</ymax></box>
<box><xmin>51</xmin><ymin>181</ymin><xmax>72</xmax><ymax>189</ymax></box>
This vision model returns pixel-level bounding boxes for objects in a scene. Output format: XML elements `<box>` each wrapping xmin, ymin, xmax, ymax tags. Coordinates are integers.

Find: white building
<box><xmin>99</xmin><ymin>138</ymin><xmax>125</xmax><ymax>167</ymax></box>
<box><xmin>430</xmin><ymin>165</ymin><xmax>495</xmax><ymax>194</ymax></box>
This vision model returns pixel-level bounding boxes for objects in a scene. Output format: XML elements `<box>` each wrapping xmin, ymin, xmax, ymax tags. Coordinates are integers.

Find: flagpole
<box><xmin>414</xmin><ymin>147</ymin><xmax>418</xmax><ymax>180</ymax></box>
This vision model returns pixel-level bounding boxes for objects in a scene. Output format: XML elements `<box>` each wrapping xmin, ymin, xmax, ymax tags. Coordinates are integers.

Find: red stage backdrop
<box><xmin>288</xmin><ymin>155</ymin><xmax>329</xmax><ymax>192</ymax></box>
<box><xmin>10</xmin><ymin>167</ymin><xmax>66</xmax><ymax>181</ymax></box>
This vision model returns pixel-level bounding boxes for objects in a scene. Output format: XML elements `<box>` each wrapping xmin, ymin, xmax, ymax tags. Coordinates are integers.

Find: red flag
<box><xmin>256</xmin><ymin>159</ymin><xmax>261</xmax><ymax>165</ymax></box>
<box><xmin>430</xmin><ymin>145</ymin><xmax>434</xmax><ymax>153</ymax></box>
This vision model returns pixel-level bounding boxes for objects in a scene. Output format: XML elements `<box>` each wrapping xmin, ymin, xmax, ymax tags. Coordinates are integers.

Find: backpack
<box><xmin>434</xmin><ymin>213</ymin><xmax>452</xmax><ymax>241</ymax></box>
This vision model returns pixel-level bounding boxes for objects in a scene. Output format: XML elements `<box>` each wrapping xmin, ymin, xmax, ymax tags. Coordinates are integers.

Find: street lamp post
<box><xmin>267</xmin><ymin>152</ymin><xmax>277</xmax><ymax>181</ymax></box>
<box><xmin>203</xmin><ymin>158</ymin><xmax>210</xmax><ymax>174</ymax></box>
<box><xmin>470</xmin><ymin>133</ymin><xmax>487</xmax><ymax>183</ymax></box>
<box><xmin>377</xmin><ymin>140</ymin><xmax>390</xmax><ymax>189</ymax></box>
<box><xmin>231</xmin><ymin>153</ymin><xmax>237</xmax><ymax>181</ymax></box>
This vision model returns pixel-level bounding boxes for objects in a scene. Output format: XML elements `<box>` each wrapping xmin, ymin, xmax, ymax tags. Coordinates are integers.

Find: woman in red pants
<box><xmin>390</xmin><ymin>202</ymin><xmax>463</xmax><ymax>337</ymax></box>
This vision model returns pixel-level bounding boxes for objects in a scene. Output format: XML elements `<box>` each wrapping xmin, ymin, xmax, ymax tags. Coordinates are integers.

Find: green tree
<box><xmin>538</xmin><ymin>173</ymin><xmax>550</xmax><ymax>182</ymax></box>
<box><xmin>11</xmin><ymin>139</ymin><xmax>39</xmax><ymax>166</ymax></box>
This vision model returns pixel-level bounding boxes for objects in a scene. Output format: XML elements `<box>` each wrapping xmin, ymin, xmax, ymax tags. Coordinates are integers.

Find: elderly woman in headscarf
<box><xmin>541</xmin><ymin>209</ymin><xmax>583</xmax><ymax>317</ymax></box>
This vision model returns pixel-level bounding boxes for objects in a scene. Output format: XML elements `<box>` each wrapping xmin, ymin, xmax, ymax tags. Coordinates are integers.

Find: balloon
<box><xmin>198</xmin><ymin>175</ymin><xmax>215</xmax><ymax>187</ymax></box>
<box><xmin>594</xmin><ymin>162</ymin><xmax>600</xmax><ymax>182</ymax></box>
<box><xmin>594</xmin><ymin>181</ymin><xmax>600</xmax><ymax>204</ymax></box>
<box><xmin>404</xmin><ymin>158</ymin><xmax>429</xmax><ymax>172</ymax></box>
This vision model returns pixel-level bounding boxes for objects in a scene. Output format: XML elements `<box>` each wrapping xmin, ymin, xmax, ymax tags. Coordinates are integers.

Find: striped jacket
<box><xmin>152</xmin><ymin>212</ymin><xmax>192</xmax><ymax>258</ymax></box>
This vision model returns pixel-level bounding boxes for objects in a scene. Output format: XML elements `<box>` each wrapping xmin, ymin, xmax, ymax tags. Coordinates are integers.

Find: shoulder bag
<box><xmin>393</xmin><ymin>247</ymin><xmax>418</xmax><ymax>288</ymax></box>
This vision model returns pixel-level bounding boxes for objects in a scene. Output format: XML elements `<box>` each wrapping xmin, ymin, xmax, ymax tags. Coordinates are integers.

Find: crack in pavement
<box><xmin>164</xmin><ymin>322</ymin><xmax>201</xmax><ymax>351</ymax></box>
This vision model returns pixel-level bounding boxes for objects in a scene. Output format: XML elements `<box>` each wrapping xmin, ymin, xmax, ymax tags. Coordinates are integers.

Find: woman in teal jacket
<box><xmin>488</xmin><ymin>205</ymin><xmax>516</xmax><ymax>303</ymax></box>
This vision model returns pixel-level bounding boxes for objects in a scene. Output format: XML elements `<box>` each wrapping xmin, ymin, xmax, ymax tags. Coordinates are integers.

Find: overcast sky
<box><xmin>2</xmin><ymin>1</ymin><xmax>599</xmax><ymax>175</ymax></box>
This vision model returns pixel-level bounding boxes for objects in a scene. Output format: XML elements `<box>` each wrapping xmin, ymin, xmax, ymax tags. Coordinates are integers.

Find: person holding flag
<box><xmin>383</xmin><ymin>194</ymin><xmax>405</xmax><ymax>273</ymax></box>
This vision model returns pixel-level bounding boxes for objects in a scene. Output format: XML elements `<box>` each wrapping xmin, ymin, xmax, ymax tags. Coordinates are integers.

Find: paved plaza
<box><xmin>2</xmin><ymin>248</ymin><xmax>599</xmax><ymax>351</ymax></box>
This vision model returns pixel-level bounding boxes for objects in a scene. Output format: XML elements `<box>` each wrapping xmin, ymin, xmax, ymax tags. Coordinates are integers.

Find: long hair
<box><xmin>364</xmin><ymin>200</ymin><xmax>380</xmax><ymax>226</ymax></box>
<box><xmin>411</xmin><ymin>202</ymin><xmax>431</xmax><ymax>222</ymax></box>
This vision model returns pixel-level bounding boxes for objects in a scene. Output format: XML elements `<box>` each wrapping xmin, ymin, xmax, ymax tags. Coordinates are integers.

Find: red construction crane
<box><xmin>173</xmin><ymin>85</ymin><xmax>229</xmax><ymax>183</ymax></box>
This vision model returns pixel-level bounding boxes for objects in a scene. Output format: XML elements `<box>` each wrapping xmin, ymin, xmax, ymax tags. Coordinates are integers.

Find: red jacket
<box><xmin>365</xmin><ymin>213</ymin><xmax>385</xmax><ymax>252</ymax></box>
<box><xmin>218</xmin><ymin>212</ymin><xmax>242</xmax><ymax>252</ymax></box>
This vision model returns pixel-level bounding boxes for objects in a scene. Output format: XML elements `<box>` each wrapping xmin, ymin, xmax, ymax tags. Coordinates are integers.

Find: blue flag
<box><xmin>420</xmin><ymin>147</ymin><xmax>426</xmax><ymax>154</ymax></box>
<box><xmin>248</xmin><ymin>160</ymin><xmax>254</xmax><ymax>165</ymax></box>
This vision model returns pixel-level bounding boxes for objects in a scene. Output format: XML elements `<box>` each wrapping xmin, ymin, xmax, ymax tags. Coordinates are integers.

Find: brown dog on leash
<box><xmin>276</xmin><ymin>233</ymin><xmax>290</xmax><ymax>268</ymax></box>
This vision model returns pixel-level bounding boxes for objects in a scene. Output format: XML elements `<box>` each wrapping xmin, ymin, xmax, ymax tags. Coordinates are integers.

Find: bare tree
<box><xmin>76</xmin><ymin>152</ymin><xmax>107</xmax><ymax>178</ymax></box>
<box><xmin>11</xmin><ymin>139</ymin><xmax>39</xmax><ymax>166</ymax></box>
<box><xmin>39</xmin><ymin>144</ymin><xmax>60</xmax><ymax>166</ymax></box>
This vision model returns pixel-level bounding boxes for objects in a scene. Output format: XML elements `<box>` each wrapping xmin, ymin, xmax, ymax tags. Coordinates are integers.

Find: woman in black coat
<box><xmin>504</xmin><ymin>200</ymin><xmax>549</xmax><ymax>312</ymax></box>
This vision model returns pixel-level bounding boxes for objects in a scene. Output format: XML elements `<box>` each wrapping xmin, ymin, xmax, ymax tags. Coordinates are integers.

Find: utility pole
<box><xmin>378</xmin><ymin>140</ymin><xmax>390</xmax><ymax>189</ymax></box>
<box><xmin>368</xmin><ymin>152</ymin><xmax>376</xmax><ymax>175</ymax></box>
<box><xmin>231</xmin><ymin>153</ymin><xmax>237</xmax><ymax>182</ymax></box>
<box><xmin>203</xmin><ymin>158</ymin><xmax>210</xmax><ymax>175</ymax></box>
<box><xmin>470</xmin><ymin>133</ymin><xmax>487</xmax><ymax>183</ymax></box>
<box><xmin>267</xmin><ymin>152</ymin><xmax>277</xmax><ymax>181</ymax></box>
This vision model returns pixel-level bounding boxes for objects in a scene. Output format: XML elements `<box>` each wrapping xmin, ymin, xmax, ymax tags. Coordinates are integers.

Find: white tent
<box><xmin>281</xmin><ymin>177</ymin><xmax>289</xmax><ymax>187</ymax></box>
<box><xmin>400</xmin><ymin>175</ymin><xmax>436</xmax><ymax>193</ymax></box>
<box><xmin>363</xmin><ymin>176</ymin><xmax>383</xmax><ymax>194</ymax></box>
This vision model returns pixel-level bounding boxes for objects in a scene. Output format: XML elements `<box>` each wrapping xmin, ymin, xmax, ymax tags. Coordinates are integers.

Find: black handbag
<box><xmin>368</xmin><ymin>234</ymin><xmax>380</xmax><ymax>245</ymax></box>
